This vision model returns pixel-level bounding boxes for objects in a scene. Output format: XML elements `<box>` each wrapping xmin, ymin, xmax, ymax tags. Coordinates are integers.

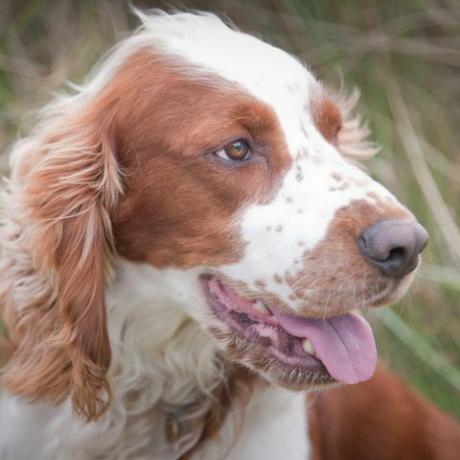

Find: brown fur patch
<box><xmin>312</xmin><ymin>96</ymin><xmax>342</xmax><ymax>145</ymax></box>
<box><xmin>1</xmin><ymin>105</ymin><xmax>120</xmax><ymax>421</ymax></box>
<box><xmin>109</xmin><ymin>50</ymin><xmax>292</xmax><ymax>268</ymax></box>
<box><xmin>309</xmin><ymin>366</ymin><xmax>460</xmax><ymax>460</ymax></box>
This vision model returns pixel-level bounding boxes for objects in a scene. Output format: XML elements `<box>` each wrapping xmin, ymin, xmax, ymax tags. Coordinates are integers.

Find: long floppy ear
<box><xmin>1</xmin><ymin>107</ymin><xmax>122</xmax><ymax>421</ymax></box>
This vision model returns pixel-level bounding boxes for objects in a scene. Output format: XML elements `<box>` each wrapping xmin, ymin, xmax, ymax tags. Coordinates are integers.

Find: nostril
<box><xmin>380</xmin><ymin>246</ymin><xmax>410</xmax><ymax>277</ymax></box>
<box><xmin>387</xmin><ymin>246</ymin><xmax>406</xmax><ymax>263</ymax></box>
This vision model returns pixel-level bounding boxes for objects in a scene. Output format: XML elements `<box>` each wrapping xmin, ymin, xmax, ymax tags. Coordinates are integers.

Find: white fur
<box><xmin>195</xmin><ymin>387</ymin><xmax>310</xmax><ymax>460</ymax></box>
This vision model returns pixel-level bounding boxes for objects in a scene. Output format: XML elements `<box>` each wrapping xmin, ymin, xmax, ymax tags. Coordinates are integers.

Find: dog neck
<box><xmin>104</xmin><ymin>261</ymin><xmax>311</xmax><ymax>459</ymax></box>
<box><xmin>107</xmin><ymin>260</ymin><xmax>222</xmax><ymax>399</ymax></box>
<box><xmin>104</xmin><ymin>260</ymin><xmax>220</xmax><ymax>456</ymax></box>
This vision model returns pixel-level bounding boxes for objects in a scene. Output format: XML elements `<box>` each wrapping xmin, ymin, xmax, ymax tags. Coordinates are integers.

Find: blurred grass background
<box><xmin>1</xmin><ymin>0</ymin><xmax>459</xmax><ymax>418</ymax></box>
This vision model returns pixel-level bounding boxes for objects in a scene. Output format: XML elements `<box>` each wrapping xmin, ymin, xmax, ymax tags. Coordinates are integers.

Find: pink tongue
<box><xmin>275</xmin><ymin>312</ymin><xmax>377</xmax><ymax>384</ymax></box>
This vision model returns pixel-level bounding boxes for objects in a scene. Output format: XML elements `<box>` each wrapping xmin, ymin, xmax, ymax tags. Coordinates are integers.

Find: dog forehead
<box><xmin>143</xmin><ymin>13</ymin><xmax>315</xmax><ymax>148</ymax></box>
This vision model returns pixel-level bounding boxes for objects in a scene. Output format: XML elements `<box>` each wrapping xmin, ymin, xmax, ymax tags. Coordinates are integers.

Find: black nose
<box><xmin>358</xmin><ymin>219</ymin><xmax>428</xmax><ymax>279</ymax></box>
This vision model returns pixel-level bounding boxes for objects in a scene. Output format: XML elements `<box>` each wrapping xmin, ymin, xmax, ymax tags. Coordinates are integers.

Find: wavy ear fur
<box><xmin>0</xmin><ymin>105</ymin><xmax>122</xmax><ymax>421</ymax></box>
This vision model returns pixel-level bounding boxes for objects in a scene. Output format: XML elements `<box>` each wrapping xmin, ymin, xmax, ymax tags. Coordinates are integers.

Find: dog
<box><xmin>2</xmin><ymin>9</ymin><xmax>456</xmax><ymax>459</ymax></box>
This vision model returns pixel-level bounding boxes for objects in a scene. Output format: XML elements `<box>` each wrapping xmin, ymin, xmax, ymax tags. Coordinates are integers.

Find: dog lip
<box><xmin>200</xmin><ymin>275</ymin><xmax>281</xmax><ymax>328</ymax></box>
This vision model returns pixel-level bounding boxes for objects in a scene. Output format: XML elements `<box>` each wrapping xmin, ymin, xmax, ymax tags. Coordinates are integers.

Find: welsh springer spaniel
<box><xmin>0</xmin><ymin>9</ymin><xmax>457</xmax><ymax>460</ymax></box>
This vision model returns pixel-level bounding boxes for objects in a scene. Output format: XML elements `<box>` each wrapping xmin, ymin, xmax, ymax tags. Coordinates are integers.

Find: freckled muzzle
<box><xmin>199</xmin><ymin>200</ymin><xmax>428</xmax><ymax>390</ymax></box>
<box><xmin>267</xmin><ymin>199</ymin><xmax>424</xmax><ymax>316</ymax></box>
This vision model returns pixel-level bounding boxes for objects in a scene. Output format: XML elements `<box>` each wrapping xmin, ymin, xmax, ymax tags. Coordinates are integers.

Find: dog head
<box><xmin>2</xmin><ymin>11</ymin><xmax>427</xmax><ymax>420</ymax></box>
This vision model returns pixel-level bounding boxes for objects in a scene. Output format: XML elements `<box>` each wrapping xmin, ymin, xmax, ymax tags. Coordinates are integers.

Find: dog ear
<box><xmin>1</xmin><ymin>106</ymin><xmax>122</xmax><ymax>421</ymax></box>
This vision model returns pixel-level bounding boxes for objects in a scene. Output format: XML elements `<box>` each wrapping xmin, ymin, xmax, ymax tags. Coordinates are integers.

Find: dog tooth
<box><xmin>302</xmin><ymin>339</ymin><xmax>316</xmax><ymax>356</ymax></box>
<box><xmin>253</xmin><ymin>300</ymin><xmax>268</xmax><ymax>314</ymax></box>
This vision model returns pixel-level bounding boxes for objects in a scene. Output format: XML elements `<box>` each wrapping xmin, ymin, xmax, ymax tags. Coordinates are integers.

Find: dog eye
<box><xmin>214</xmin><ymin>139</ymin><xmax>251</xmax><ymax>161</ymax></box>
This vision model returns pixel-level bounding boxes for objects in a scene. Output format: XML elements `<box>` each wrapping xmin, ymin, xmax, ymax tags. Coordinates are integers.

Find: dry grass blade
<box><xmin>385</xmin><ymin>77</ymin><xmax>460</xmax><ymax>264</ymax></box>
<box><xmin>378</xmin><ymin>309</ymin><xmax>460</xmax><ymax>392</ymax></box>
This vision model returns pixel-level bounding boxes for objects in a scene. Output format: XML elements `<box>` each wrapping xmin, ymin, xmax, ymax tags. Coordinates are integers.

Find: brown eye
<box><xmin>215</xmin><ymin>139</ymin><xmax>251</xmax><ymax>161</ymax></box>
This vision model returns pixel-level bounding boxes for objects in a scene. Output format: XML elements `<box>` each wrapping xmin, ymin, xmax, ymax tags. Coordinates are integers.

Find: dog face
<box><xmin>3</xmin><ymin>12</ymin><xmax>427</xmax><ymax>420</ymax></box>
<box><xmin>112</xmin><ymin>14</ymin><xmax>427</xmax><ymax>389</ymax></box>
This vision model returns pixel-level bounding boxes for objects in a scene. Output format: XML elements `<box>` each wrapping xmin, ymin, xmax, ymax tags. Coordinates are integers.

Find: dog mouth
<box><xmin>200</xmin><ymin>275</ymin><xmax>377</xmax><ymax>387</ymax></box>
